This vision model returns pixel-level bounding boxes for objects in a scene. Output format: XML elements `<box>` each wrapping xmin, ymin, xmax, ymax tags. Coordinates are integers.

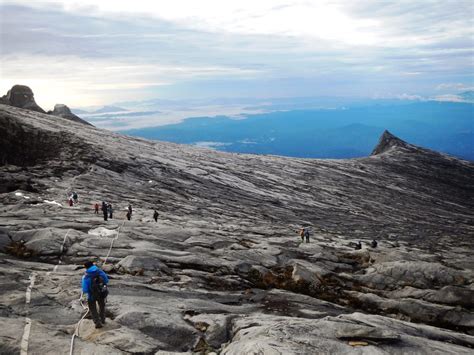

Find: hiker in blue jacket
<box><xmin>82</xmin><ymin>261</ymin><xmax>109</xmax><ymax>328</ymax></box>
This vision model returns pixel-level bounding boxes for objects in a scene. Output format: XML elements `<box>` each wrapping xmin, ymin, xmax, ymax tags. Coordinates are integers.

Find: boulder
<box><xmin>356</xmin><ymin>261</ymin><xmax>470</xmax><ymax>290</ymax></box>
<box><xmin>116</xmin><ymin>255</ymin><xmax>170</xmax><ymax>275</ymax></box>
<box><xmin>335</xmin><ymin>322</ymin><xmax>400</xmax><ymax>343</ymax></box>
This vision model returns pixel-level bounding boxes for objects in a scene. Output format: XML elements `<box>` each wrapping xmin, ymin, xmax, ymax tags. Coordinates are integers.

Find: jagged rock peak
<box><xmin>0</xmin><ymin>85</ymin><xmax>45</xmax><ymax>113</ymax></box>
<box><xmin>371</xmin><ymin>130</ymin><xmax>410</xmax><ymax>156</ymax></box>
<box><xmin>47</xmin><ymin>103</ymin><xmax>93</xmax><ymax>126</ymax></box>
<box><xmin>51</xmin><ymin>103</ymin><xmax>73</xmax><ymax>115</ymax></box>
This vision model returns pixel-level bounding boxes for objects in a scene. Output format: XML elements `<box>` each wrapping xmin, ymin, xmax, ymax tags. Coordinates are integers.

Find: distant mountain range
<box><xmin>121</xmin><ymin>101</ymin><xmax>474</xmax><ymax>161</ymax></box>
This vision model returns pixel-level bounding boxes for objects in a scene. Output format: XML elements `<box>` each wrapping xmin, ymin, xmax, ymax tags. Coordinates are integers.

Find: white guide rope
<box><xmin>69</xmin><ymin>220</ymin><xmax>125</xmax><ymax>355</ymax></box>
<box><xmin>20</xmin><ymin>272</ymin><xmax>36</xmax><ymax>355</ymax></box>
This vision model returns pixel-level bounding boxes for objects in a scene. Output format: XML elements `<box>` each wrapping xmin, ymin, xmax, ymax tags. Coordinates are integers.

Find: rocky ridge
<box><xmin>0</xmin><ymin>103</ymin><xmax>473</xmax><ymax>354</ymax></box>
<box><xmin>0</xmin><ymin>85</ymin><xmax>46</xmax><ymax>113</ymax></box>
<box><xmin>48</xmin><ymin>104</ymin><xmax>93</xmax><ymax>126</ymax></box>
<box><xmin>0</xmin><ymin>85</ymin><xmax>91</xmax><ymax>126</ymax></box>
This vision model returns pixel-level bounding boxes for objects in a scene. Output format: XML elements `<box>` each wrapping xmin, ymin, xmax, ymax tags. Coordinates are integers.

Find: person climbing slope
<box><xmin>299</xmin><ymin>228</ymin><xmax>305</xmax><ymax>242</ymax></box>
<box><xmin>73</xmin><ymin>191</ymin><xmax>78</xmax><ymax>204</ymax></box>
<box><xmin>108</xmin><ymin>203</ymin><xmax>113</xmax><ymax>219</ymax></box>
<box><xmin>153</xmin><ymin>210</ymin><xmax>159</xmax><ymax>222</ymax></box>
<box><xmin>81</xmin><ymin>261</ymin><xmax>109</xmax><ymax>328</ymax></box>
<box><xmin>304</xmin><ymin>228</ymin><xmax>310</xmax><ymax>243</ymax></box>
<box><xmin>101</xmin><ymin>201</ymin><xmax>108</xmax><ymax>221</ymax></box>
<box><xmin>94</xmin><ymin>203</ymin><xmax>99</xmax><ymax>214</ymax></box>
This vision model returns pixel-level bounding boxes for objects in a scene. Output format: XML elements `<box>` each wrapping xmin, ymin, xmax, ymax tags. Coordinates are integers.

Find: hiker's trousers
<box><xmin>88</xmin><ymin>297</ymin><xmax>106</xmax><ymax>325</ymax></box>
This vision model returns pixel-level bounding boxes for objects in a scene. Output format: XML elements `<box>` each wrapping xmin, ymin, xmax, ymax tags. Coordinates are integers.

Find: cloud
<box><xmin>432</xmin><ymin>94</ymin><xmax>465</xmax><ymax>102</ymax></box>
<box><xmin>193</xmin><ymin>141</ymin><xmax>231</xmax><ymax>149</ymax></box>
<box><xmin>396</xmin><ymin>93</ymin><xmax>425</xmax><ymax>101</ymax></box>
<box><xmin>1</xmin><ymin>1</ymin><xmax>473</xmax><ymax>107</ymax></box>
<box><xmin>6</xmin><ymin>0</ymin><xmax>472</xmax><ymax>48</ymax></box>
<box><xmin>436</xmin><ymin>83</ymin><xmax>474</xmax><ymax>91</ymax></box>
<box><xmin>0</xmin><ymin>54</ymin><xmax>257</xmax><ymax>107</ymax></box>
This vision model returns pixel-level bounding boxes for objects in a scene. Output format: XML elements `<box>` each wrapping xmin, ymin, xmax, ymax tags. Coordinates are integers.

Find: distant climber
<box><xmin>68</xmin><ymin>198</ymin><xmax>73</xmax><ymax>207</ymax></box>
<box><xmin>304</xmin><ymin>229</ymin><xmax>310</xmax><ymax>243</ymax></box>
<box><xmin>94</xmin><ymin>203</ymin><xmax>99</xmax><ymax>214</ymax></box>
<box><xmin>82</xmin><ymin>261</ymin><xmax>109</xmax><ymax>329</ymax></box>
<box><xmin>128</xmin><ymin>204</ymin><xmax>133</xmax><ymax>216</ymax></box>
<box><xmin>108</xmin><ymin>203</ymin><xmax>113</xmax><ymax>219</ymax></box>
<box><xmin>298</xmin><ymin>228</ymin><xmax>305</xmax><ymax>242</ymax></box>
<box><xmin>370</xmin><ymin>239</ymin><xmax>378</xmax><ymax>248</ymax></box>
<box><xmin>101</xmin><ymin>201</ymin><xmax>108</xmax><ymax>221</ymax></box>
<box><xmin>355</xmin><ymin>241</ymin><xmax>362</xmax><ymax>250</ymax></box>
<box><xmin>126</xmin><ymin>210</ymin><xmax>131</xmax><ymax>221</ymax></box>
<box><xmin>73</xmin><ymin>192</ymin><xmax>78</xmax><ymax>204</ymax></box>
<box><xmin>153</xmin><ymin>210</ymin><xmax>159</xmax><ymax>222</ymax></box>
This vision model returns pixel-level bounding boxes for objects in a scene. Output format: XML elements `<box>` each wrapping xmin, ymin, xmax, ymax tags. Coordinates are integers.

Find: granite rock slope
<box><xmin>0</xmin><ymin>103</ymin><xmax>473</xmax><ymax>354</ymax></box>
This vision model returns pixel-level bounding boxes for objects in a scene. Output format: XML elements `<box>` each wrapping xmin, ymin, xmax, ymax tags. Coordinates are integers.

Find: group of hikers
<box><xmin>68</xmin><ymin>189</ymin><xmax>160</xmax><ymax>223</ymax></box>
<box><xmin>354</xmin><ymin>239</ymin><xmax>378</xmax><ymax>249</ymax></box>
<box><xmin>93</xmin><ymin>201</ymin><xmax>159</xmax><ymax>223</ymax></box>
<box><xmin>94</xmin><ymin>202</ymin><xmax>133</xmax><ymax>221</ymax></box>
<box><xmin>94</xmin><ymin>202</ymin><xmax>114</xmax><ymax>220</ymax></box>
<box><xmin>298</xmin><ymin>227</ymin><xmax>378</xmax><ymax>250</ymax></box>
<box><xmin>298</xmin><ymin>227</ymin><xmax>311</xmax><ymax>243</ymax></box>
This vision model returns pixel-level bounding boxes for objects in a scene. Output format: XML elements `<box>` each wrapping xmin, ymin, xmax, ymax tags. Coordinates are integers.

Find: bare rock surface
<box><xmin>0</xmin><ymin>103</ymin><xmax>473</xmax><ymax>354</ymax></box>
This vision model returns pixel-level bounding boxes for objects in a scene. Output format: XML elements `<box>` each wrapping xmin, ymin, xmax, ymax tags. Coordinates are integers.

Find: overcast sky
<box><xmin>1</xmin><ymin>0</ymin><xmax>473</xmax><ymax>109</ymax></box>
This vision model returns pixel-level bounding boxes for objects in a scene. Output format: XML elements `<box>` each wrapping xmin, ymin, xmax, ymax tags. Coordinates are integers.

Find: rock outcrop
<box><xmin>48</xmin><ymin>103</ymin><xmax>93</xmax><ymax>126</ymax></box>
<box><xmin>0</xmin><ymin>84</ymin><xmax>46</xmax><ymax>113</ymax></box>
<box><xmin>1</xmin><ymin>85</ymin><xmax>92</xmax><ymax>126</ymax></box>
<box><xmin>371</xmin><ymin>129</ymin><xmax>412</xmax><ymax>155</ymax></box>
<box><xmin>0</xmin><ymin>103</ymin><xmax>473</xmax><ymax>354</ymax></box>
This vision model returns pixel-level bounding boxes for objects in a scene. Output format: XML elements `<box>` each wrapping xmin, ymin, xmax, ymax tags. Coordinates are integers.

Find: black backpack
<box><xmin>91</xmin><ymin>274</ymin><xmax>108</xmax><ymax>300</ymax></box>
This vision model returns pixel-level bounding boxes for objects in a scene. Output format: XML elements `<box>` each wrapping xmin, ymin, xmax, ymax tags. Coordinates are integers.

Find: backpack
<box><xmin>90</xmin><ymin>274</ymin><xmax>108</xmax><ymax>300</ymax></box>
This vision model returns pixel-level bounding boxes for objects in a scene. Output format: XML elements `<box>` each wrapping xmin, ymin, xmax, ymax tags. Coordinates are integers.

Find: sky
<box><xmin>0</xmin><ymin>0</ymin><xmax>473</xmax><ymax>110</ymax></box>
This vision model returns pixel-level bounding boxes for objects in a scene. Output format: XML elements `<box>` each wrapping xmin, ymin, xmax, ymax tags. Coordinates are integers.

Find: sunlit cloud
<box><xmin>433</xmin><ymin>94</ymin><xmax>465</xmax><ymax>102</ymax></box>
<box><xmin>0</xmin><ymin>54</ymin><xmax>258</xmax><ymax>107</ymax></box>
<box><xmin>436</xmin><ymin>83</ymin><xmax>474</xmax><ymax>91</ymax></box>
